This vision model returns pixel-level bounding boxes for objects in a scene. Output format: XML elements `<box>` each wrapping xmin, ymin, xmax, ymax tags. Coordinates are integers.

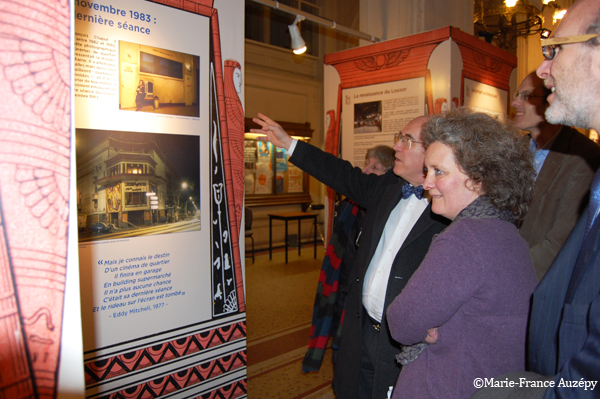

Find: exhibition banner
<box><xmin>341</xmin><ymin>78</ymin><xmax>426</xmax><ymax>167</ymax></box>
<box><xmin>74</xmin><ymin>0</ymin><xmax>246</xmax><ymax>397</ymax></box>
<box><xmin>463</xmin><ymin>77</ymin><xmax>508</xmax><ymax>120</ymax></box>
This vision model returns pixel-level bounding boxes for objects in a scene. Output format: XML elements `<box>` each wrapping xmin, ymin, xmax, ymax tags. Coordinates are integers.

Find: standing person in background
<box><xmin>252</xmin><ymin>113</ymin><xmax>449</xmax><ymax>399</ymax></box>
<box><xmin>472</xmin><ymin>0</ymin><xmax>600</xmax><ymax>397</ymax></box>
<box><xmin>513</xmin><ymin>72</ymin><xmax>600</xmax><ymax>280</ymax></box>
<box><xmin>135</xmin><ymin>79</ymin><xmax>145</xmax><ymax>111</ymax></box>
<box><xmin>303</xmin><ymin>145</ymin><xmax>396</xmax><ymax>373</ymax></box>
<box><xmin>387</xmin><ymin>108</ymin><xmax>537</xmax><ymax>399</ymax></box>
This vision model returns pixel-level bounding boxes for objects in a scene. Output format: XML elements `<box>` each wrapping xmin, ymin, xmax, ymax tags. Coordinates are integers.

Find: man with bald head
<box><xmin>252</xmin><ymin>114</ymin><xmax>448</xmax><ymax>399</ymax></box>
<box><xmin>472</xmin><ymin>0</ymin><xmax>600</xmax><ymax>397</ymax></box>
<box><xmin>514</xmin><ymin>72</ymin><xmax>600</xmax><ymax>280</ymax></box>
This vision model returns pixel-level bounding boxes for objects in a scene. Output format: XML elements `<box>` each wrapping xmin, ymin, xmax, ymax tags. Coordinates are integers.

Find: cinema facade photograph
<box><xmin>76</xmin><ymin>129</ymin><xmax>201</xmax><ymax>241</ymax></box>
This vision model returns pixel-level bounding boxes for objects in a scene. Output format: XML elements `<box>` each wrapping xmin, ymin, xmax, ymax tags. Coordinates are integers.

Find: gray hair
<box><xmin>365</xmin><ymin>145</ymin><xmax>396</xmax><ymax>171</ymax></box>
<box><xmin>421</xmin><ymin>108</ymin><xmax>536</xmax><ymax>220</ymax></box>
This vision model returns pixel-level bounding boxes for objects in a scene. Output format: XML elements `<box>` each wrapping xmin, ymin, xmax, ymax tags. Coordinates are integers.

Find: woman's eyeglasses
<box><xmin>541</xmin><ymin>33</ymin><xmax>600</xmax><ymax>60</ymax></box>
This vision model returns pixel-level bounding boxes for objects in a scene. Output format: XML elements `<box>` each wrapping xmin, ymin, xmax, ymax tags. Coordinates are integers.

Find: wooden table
<box><xmin>268</xmin><ymin>212</ymin><xmax>318</xmax><ymax>263</ymax></box>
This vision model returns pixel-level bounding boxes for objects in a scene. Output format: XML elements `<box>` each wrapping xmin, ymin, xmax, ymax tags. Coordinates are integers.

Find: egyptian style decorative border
<box><xmin>96</xmin><ymin>351</ymin><xmax>247</xmax><ymax>399</ymax></box>
<box><xmin>84</xmin><ymin>321</ymin><xmax>246</xmax><ymax>385</ymax></box>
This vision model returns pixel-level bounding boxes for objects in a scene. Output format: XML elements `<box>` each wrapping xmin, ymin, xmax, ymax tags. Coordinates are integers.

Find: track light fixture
<box><xmin>289</xmin><ymin>15</ymin><xmax>306</xmax><ymax>55</ymax></box>
<box><xmin>249</xmin><ymin>0</ymin><xmax>379</xmax><ymax>46</ymax></box>
<box><xmin>540</xmin><ymin>28</ymin><xmax>551</xmax><ymax>38</ymax></box>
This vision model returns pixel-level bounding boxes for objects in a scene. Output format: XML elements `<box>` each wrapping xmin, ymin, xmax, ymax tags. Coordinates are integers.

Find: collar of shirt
<box><xmin>529</xmin><ymin>136</ymin><xmax>550</xmax><ymax>178</ymax></box>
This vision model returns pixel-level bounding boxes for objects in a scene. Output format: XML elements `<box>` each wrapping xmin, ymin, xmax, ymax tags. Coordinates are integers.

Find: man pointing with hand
<box><xmin>252</xmin><ymin>113</ymin><xmax>448</xmax><ymax>399</ymax></box>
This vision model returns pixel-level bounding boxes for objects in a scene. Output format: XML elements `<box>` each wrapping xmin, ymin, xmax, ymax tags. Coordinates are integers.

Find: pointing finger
<box><xmin>252</xmin><ymin>117</ymin><xmax>267</xmax><ymax>128</ymax></box>
<box><xmin>257</xmin><ymin>112</ymin><xmax>278</xmax><ymax>126</ymax></box>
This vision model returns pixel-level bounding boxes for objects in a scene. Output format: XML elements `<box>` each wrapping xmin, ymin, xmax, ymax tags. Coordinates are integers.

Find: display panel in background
<box><xmin>341</xmin><ymin>78</ymin><xmax>426</xmax><ymax>167</ymax></box>
<box><xmin>244</xmin><ymin>138</ymin><xmax>306</xmax><ymax>195</ymax></box>
<box><xmin>463</xmin><ymin>78</ymin><xmax>508</xmax><ymax>121</ymax></box>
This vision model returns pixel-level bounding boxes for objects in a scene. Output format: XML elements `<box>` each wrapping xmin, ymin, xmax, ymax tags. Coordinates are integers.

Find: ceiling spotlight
<box><xmin>540</xmin><ymin>28</ymin><xmax>551</xmax><ymax>38</ymax></box>
<box><xmin>289</xmin><ymin>15</ymin><xmax>306</xmax><ymax>55</ymax></box>
<box><xmin>505</xmin><ymin>0</ymin><xmax>518</xmax><ymax>7</ymax></box>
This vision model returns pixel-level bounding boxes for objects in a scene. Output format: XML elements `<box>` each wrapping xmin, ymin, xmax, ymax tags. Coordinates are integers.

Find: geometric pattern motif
<box><xmin>472</xmin><ymin>50</ymin><xmax>503</xmax><ymax>73</ymax></box>
<box><xmin>84</xmin><ymin>321</ymin><xmax>246</xmax><ymax>385</ymax></box>
<box><xmin>209</xmin><ymin>12</ymin><xmax>245</xmax><ymax>317</ymax></box>
<box><xmin>353</xmin><ymin>49</ymin><xmax>410</xmax><ymax>71</ymax></box>
<box><xmin>198</xmin><ymin>380</ymin><xmax>247</xmax><ymax>399</ymax></box>
<box><xmin>94</xmin><ymin>351</ymin><xmax>246</xmax><ymax>399</ymax></box>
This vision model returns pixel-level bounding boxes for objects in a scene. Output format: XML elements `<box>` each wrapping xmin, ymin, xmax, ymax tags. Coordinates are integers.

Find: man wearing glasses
<box><xmin>251</xmin><ymin>114</ymin><xmax>448</xmax><ymax>399</ymax></box>
<box><xmin>513</xmin><ymin>71</ymin><xmax>600</xmax><ymax>281</ymax></box>
<box><xmin>472</xmin><ymin>0</ymin><xmax>600</xmax><ymax>398</ymax></box>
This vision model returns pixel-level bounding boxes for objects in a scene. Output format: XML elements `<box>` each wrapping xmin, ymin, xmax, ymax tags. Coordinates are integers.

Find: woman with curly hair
<box><xmin>386</xmin><ymin>108</ymin><xmax>538</xmax><ymax>399</ymax></box>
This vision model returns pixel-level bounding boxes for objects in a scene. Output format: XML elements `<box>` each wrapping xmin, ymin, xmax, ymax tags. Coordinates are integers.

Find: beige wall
<box><xmin>245</xmin><ymin>40</ymin><xmax>324</xmax><ymax>249</ymax></box>
<box><xmin>360</xmin><ymin>0</ymin><xmax>473</xmax><ymax>42</ymax></box>
<box><xmin>243</xmin><ymin>1</ymin><xmax>365</xmax><ymax>251</ymax></box>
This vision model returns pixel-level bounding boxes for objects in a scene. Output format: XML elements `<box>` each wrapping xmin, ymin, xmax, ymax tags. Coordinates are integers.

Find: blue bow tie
<box><xmin>402</xmin><ymin>183</ymin><xmax>424</xmax><ymax>200</ymax></box>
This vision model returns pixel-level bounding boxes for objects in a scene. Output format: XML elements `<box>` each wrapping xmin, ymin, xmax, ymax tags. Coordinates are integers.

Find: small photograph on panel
<box><xmin>76</xmin><ymin>129</ymin><xmax>200</xmax><ymax>242</ymax></box>
<box><xmin>354</xmin><ymin>100</ymin><xmax>382</xmax><ymax>133</ymax></box>
<box><xmin>119</xmin><ymin>41</ymin><xmax>200</xmax><ymax>117</ymax></box>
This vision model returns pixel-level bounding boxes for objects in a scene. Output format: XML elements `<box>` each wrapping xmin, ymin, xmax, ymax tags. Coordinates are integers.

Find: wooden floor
<box><xmin>245</xmin><ymin>244</ymin><xmax>336</xmax><ymax>399</ymax></box>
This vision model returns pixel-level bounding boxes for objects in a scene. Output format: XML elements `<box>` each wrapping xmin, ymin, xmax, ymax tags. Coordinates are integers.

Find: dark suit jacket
<box><xmin>290</xmin><ymin>141</ymin><xmax>449</xmax><ymax>399</ymax></box>
<box><xmin>527</xmin><ymin>197</ymin><xmax>600</xmax><ymax>398</ymax></box>
<box><xmin>519</xmin><ymin>126</ymin><xmax>600</xmax><ymax>280</ymax></box>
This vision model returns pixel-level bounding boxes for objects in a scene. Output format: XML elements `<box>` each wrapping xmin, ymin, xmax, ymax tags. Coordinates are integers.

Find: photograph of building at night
<box><xmin>76</xmin><ymin>129</ymin><xmax>200</xmax><ymax>242</ymax></box>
